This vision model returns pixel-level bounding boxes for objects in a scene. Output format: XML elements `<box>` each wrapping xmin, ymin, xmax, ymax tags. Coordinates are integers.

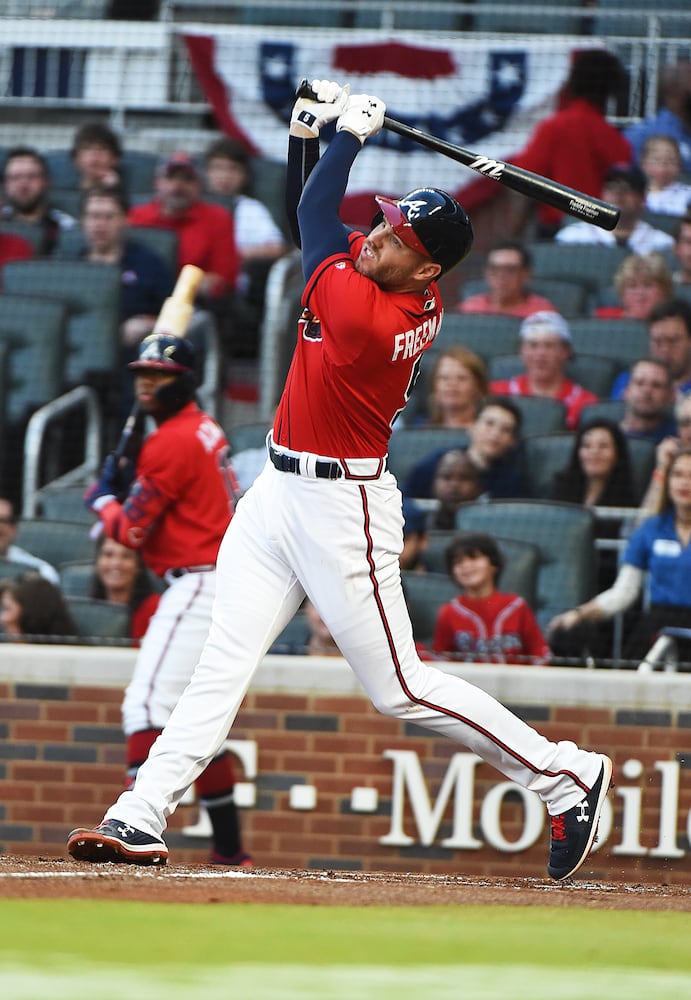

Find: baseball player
<box><xmin>68</xmin><ymin>81</ymin><xmax>611</xmax><ymax>881</ymax></box>
<box><xmin>78</xmin><ymin>333</ymin><xmax>250</xmax><ymax>866</ymax></box>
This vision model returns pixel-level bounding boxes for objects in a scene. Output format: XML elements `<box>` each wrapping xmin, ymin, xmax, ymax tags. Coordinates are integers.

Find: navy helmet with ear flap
<box><xmin>372</xmin><ymin>188</ymin><xmax>474</xmax><ymax>275</ymax></box>
<box><xmin>128</xmin><ymin>333</ymin><xmax>195</xmax><ymax>373</ymax></box>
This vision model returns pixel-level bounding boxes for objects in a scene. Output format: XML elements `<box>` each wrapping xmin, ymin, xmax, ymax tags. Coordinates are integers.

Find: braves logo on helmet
<box><xmin>128</xmin><ymin>333</ymin><xmax>195</xmax><ymax>373</ymax></box>
<box><xmin>374</xmin><ymin>188</ymin><xmax>474</xmax><ymax>275</ymax></box>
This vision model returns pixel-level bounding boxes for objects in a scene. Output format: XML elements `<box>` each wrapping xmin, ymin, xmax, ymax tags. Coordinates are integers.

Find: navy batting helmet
<box><xmin>374</xmin><ymin>188</ymin><xmax>474</xmax><ymax>275</ymax></box>
<box><xmin>128</xmin><ymin>333</ymin><xmax>195</xmax><ymax>374</ymax></box>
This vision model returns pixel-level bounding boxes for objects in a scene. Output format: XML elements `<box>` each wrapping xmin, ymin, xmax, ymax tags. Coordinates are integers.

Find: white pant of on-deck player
<box><xmin>105</xmin><ymin>453</ymin><xmax>602</xmax><ymax>838</ymax></box>
<box><xmin>121</xmin><ymin>570</ymin><xmax>217</xmax><ymax>734</ymax></box>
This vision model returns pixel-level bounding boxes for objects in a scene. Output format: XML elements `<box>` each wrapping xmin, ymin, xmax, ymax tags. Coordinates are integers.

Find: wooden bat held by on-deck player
<box><xmin>112</xmin><ymin>263</ymin><xmax>205</xmax><ymax>466</ymax></box>
<box><xmin>295</xmin><ymin>79</ymin><xmax>620</xmax><ymax>232</ymax></box>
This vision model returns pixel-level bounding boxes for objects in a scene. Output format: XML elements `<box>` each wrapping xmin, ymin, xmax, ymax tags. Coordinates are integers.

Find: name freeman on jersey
<box><xmin>391</xmin><ymin>314</ymin><xmax>441</xmax><ymax>362</ymax></box>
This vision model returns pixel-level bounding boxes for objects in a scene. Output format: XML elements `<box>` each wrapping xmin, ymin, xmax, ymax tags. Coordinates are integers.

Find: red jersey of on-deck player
<box><xmin>272</xmin><ymin>232</ymin><xmax>443</xmax><ymax>458</ymax></box>
<box><xmin>99</xmin><ymin>402</ymin><xmax>237</xmax><ymax>577</ymax></box>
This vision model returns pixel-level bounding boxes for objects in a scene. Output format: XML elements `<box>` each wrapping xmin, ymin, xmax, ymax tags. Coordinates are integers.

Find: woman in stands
<box><xmin>0</xmin><ymin>573</ymin><xmax>77</xmax><ymax>641</ymax></box>
<box><xmin>413</xmin><ymin>346</ymin><xmax>488</xmax><ymax>429</ymax></box>
<box><xmin>594</xmin><ymin>252</ymin><xmax>673</xmax><ymax>321</ymax></box>
<box><xmin>89</xmin><ymin>535</ymin><xmax>160</xmax><ymax>642</ymax></box>
<box><xmin>548</xmin><ymin>447</ymin><xmax>691</xmax><ymax>665</ymax></box>
<box><xmin>549</xmin><ymin>418</ymin><xmax>636</xmax><ymax>589</ymax></box>
<box><xmin>433</xmin><ymin>532</ymin><xmax>550</xmax><ymax>664</ymax></box>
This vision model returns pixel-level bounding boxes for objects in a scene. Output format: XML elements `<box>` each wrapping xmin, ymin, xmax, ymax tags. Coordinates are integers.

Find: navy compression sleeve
<box><xmin>297</xmin><ymin>130</ymin><xmax>361</xmax><ymax>280</ymax></box>
<box><xmin>285</xmin><ymin>134</ymin><xmax>320</xmax><ymax>249</ymax></box>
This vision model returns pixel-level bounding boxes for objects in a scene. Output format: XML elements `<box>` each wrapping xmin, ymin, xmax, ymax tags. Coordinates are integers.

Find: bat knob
<box><xmin>295</xmin><ymin>78</ymin><xmax>317</xmax><ymax>101</ymax></box>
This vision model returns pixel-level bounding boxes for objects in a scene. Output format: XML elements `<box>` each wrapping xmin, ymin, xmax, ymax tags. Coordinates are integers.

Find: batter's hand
<box><xmin>290</xmin><ymin>79</ymin><xmax>350</xmax><ymax>137</ymax></box>
<box><xmin>336</xmin><ymin>93</ymin><xmax>386</xmax><ymax>144</ymax></box>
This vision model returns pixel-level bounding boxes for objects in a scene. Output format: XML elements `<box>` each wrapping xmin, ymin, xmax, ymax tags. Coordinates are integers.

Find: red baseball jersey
<box><xmin>99</xmin><ymin>402</ymin><xmax>237</xmax><ymax>577</ymax></box>
<box><xmin>433</xmin><ymin>591</ymin><xmax>550</xmax><ymax>664</ymax></box>
<box><xmin>490</xmin><ymin>374</ymin><xmax>597</xmax><ymax>431</ymax></box>
<box><xmin>272</xmin><ymin>232</ymin><xmax>443</xmax><ymax>458</ymax></box>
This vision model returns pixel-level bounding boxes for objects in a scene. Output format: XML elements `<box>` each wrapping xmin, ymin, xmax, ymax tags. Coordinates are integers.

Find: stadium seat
<box><xmin>522</xmin><ymin>432</ymin><xmax>575</xmax><ymax>499</ymax></box>
<box><xmin>126</xmin><ymin>225</ymin><xmax>179</xmax><ymax>270</ymax></box>
<box><xmin>568</xmin><ymin>318</ymin><xmax>649</xmax><ymax>371</ymax></box>
<box><xmin>528</xmin><ymin>242</ymin><xmax>629</xmax><ymax>295</ymax></box>
<box><xmin>455</xmin><ymin>500</ymin><xmax>598</xmax><ymax>628</ymax></box>
<box><xmin>15</xmin><ymin>518</ymin><xmax>95</xmax><ymax>569</ymax></box>
<box><xmin>578</xmin><ymin>399</ymin><xmax>626</xmax><ymax>428</ymax></box>
<box><xmin>402</xmin><ymin>571</ymin><xmax>458</xmax><ymax>647</ymax></box>
<box><xmin>65</xmin><ymin>596</ymin><xmax>130</xmax><ymax>643</ymax></box>
<box><xmin>1</xmin><ymin>260</ymin><xmax>121</xmax><ymax>386</ymax></box>
<box><xmin>435</xmin><ymin>312</ymin><xmax>521</xmax><ymax>363</ymax></box>
<box><xmin>0</xmin><ymin>219</ymin><xmax>46</xmax><ymax>252</ymax></box>
<box><xmin>228</xmin><ymin>421</ymin><xmax>271</xmax><ymax>454</ymax></box>
<box><xmin>472</xmin><ymin>0</ymin><xmax>582</xmax><ymax>33</ymax></box>
<box><xmin>0</xmin><ymin>293</ymin><xmax>68</xmax><ymax>423</ymax></box>
<box><xmin>38</xmin><ymin>485</ymin><xmax>94</xmax><ymax>524</ymax></box>
<box><xmin>490</xmin><ymin>392</ymin><xmax>567</xmax><ymax>437</ymax></box>
<box><xmin>0</xmin><ymin>557</ymin><xmax>35</xmax><ymax>580</ymax></box>
<box><xmin>387</xmin><ymin>427</ymin><xmax>469</xmax><ymax>484</ymax></box>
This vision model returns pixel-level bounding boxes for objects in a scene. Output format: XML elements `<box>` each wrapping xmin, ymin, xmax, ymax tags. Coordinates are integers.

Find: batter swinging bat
<box><xmin>295</xmin><ymin>79</ymin><xmax>620</xmax><ymax>232</ymax></box>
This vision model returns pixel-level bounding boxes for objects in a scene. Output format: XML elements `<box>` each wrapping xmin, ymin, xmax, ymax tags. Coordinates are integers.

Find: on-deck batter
<box><xmin>68</xmin><ymin>80</ymin><xmax>611</xmax><ymax>881</ymax></box>
<box><xmin>80</xmin><ymin>334</ymin><xmax>250</xmax><ymax>865</ymax></box>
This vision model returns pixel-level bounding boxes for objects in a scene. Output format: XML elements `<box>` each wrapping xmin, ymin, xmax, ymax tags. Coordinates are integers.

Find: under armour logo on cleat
<box><xmin>116</xmin><ymin>823</ymin><xmax>135</xmax><ymax>838</ymax></box>
<box><xmin>575</xmin><ymin>803</ymin><xmax>590</xmax><ymax>824</ymax></box>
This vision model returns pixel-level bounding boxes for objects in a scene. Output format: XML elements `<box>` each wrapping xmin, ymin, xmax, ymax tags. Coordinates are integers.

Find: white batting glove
<box><xmin>336</xmin><ymin>93</ymin><xmax>386</xmax><ymax>144</ymax></box>
<box><xmin>290</xmin><ymin>79</ymin><xmax>350</xmax><ymax>137</ymax></box>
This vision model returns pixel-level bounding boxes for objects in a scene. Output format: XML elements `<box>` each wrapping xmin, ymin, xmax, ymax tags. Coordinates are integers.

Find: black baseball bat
<box><xmin>295</xmin><ymin>80</ymin><xmax>620</xmax><ymax>232</ymax></box>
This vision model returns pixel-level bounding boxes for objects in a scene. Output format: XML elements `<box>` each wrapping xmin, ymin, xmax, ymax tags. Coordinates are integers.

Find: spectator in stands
<box><xmin>0</xmin><ymin>572</ymin><xmax>78</xmax><ymax>641</ymax></box>
<box><xmin>0</xmin><ymin>498</ymin><xmax>59</xmax><ymax>583</ymax></box>
<box><xmin>413</xmin><ymin>347</ymin><xmax>488</xmax><ymax>429</ymax></box>
<box><xmin>0</xmin><ymin>229</ymin><xmax>33</xmax><ymax>278</ymax></box>
<box><xmin>556</xmin><ymin>164</ymin><xmax>675</xmax><ymax>254</ymax></box>
<box><xmin>89</xmin><ymin>534</ymin><xmax>160</xmax><ymax>642</ymax></box>
<box><xmin>203</xmin><ymin>137</ymin><xmax>288</xmax><ymax>356</ymax></box>
<box><xmin>203</xmin><ymin>137</ymin><xmax>286</xmax><ymax>266</ymax></box>
<box><xmin>490</xmin><ymin>311</ymin><xmax>597</xmax><ymax>431</ymax></box>
<box><xmin>429</xmin><ymin>449</ymin><xmax>484</xmax><ymax>530</ymax></box>
<box><xmin>403</xmin><ymin>396</ymin><xmax>527</xmax><ymax>500</ymax></box>
<box><xmin>400</xmin><ymin>497</ymin><xmax>429</xmax><ymax>572</ymax></box>
<box><xmin>672</xmin><ymin>214</ymin><xmax>691</xmax><ymax>287</ymax></box>
<box><xmin>639</xmin><ymin>391</ymin><xmax>691</xmax><ymax>516</ymax></box>
<box><xmin>550</xmin><ymin>418</ymin><xmax>637</xmax><ymax>589</ymax></box>
<box><xmin>619</xmin><ymin>359</ymin><xmax>677</xmax><ymax>444</ymax></box>
<box><xmin>71</xmin><ymin>122</ymin><xmax>123</xmax><ymax>191</ymax></box>
<box><xmin>625</xmin><ymin>61</ymin><xmax>691</xmax><ymax>174</ymax></box>
<box><xmin>509</xmin><ymin>49</ymin><xmax>631</xmax><ymax>239</ymax></box>
<box><xmin>76</xmin><ymin>186</ymin><xmax>174</xmax><ymax>353</ymax></box>
<box><xmin>1</xmin><ymin>146</ymin><xmax>78</xmax><ymax>255</ymax></box>
<box><xmin>594</xmin><ymin>252</ymin><xmax>673</xmax><ymax>321</ymax></box>
<box><xmin>640</xmin><ymin>135</ymin><xmax>691</xmax><ymax>217</ymax></box>
<box><xmin>432</xmin><ymin>532</ymin><xmax>550</xmax><ymax>664</ymax></box>
<box><xmin>611</xmin><ymin>299</ymin><xmax>691</xmax><ymax>400</ymax></box>
<box><xmin>456</xmin><ymin>241</ymin><xmax>556</xmax><ymax>317</ymax></box>
<box><xmin>548</xmin><ymin>447</ymin><xmax>691</xmax><ymax>663</ymax></box>
<box><xmin>128</xmin><ymin>151</ymin><xmax>239</xmax><ymax>300</ymax></box>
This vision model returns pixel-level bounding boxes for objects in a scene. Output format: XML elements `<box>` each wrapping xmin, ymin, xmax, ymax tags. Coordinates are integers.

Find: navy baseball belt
<box><xmin>268</xmin><ymin>440</ymin><xmax>388</xmax><ymax>481</ymax></box>
<box><xmin>269</xmin><ymin>442</ymin><xmax>342</xmax><ymax>479</ymax></box>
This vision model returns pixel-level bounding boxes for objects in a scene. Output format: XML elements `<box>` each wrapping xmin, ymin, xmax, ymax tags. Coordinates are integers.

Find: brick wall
<box><xmin>1</xmin><ymin>646</ymin><xmax>690</xmax><ymax>882</ymax></box>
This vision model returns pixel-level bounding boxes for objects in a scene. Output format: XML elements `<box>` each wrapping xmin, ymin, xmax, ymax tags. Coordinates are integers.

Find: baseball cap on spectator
<box><xmin>519</xmin><ymin>310</ymin><xmax>572</xmax><ymax>344</ymax></box>
<box><xmin>158</xmin><ymin>152</ymin><xmax>200</xmax><ymax>179</ymax></box>
<box><xmin>604</xmin><ymin>163</ymin><xmax>647</xmax><ymax>194</ymax></box>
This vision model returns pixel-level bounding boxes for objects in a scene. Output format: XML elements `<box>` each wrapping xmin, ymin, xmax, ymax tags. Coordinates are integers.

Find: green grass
<box><xmin>1</xmin><ymin>900</ymin><xmax>690</xmax><ymax>969</ymax></box>
<box><xmin>2</xmin><ymin>902</ymin><xmax>691</xmax><ymax>999</ymax></box>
